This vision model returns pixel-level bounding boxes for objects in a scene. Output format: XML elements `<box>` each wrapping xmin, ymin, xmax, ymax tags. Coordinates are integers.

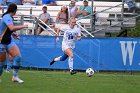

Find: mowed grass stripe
<box><xmin>0</xmin><ymin>70</ymin><xmax>140</xmax><ymax>93</ymax></box>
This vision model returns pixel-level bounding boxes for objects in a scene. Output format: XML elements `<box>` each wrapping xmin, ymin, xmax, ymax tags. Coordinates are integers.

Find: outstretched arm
<box><xmin>8</xmin><ymin>24</ymin><xmax>28</xmax><ymax>31</ymax></box>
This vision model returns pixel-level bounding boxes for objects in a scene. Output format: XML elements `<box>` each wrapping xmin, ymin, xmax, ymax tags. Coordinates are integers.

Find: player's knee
<box><xmin>8</xmin><ymin>57</ymin><xmax>13</xmax><ymax>62</ymax></box>
<box><xmin>8</xmin><ymin>56</ymin><xmax>13</xmax><ymax>62</ymax></box>
<box><xmin>69</xmin><ymin>54</ymin><xmax>73</xmax><ymax>58</ymax></box>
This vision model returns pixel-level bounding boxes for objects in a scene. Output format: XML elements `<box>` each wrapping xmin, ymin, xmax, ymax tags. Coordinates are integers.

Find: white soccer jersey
<box><xmin>60</xmin><ymin>25</ymin><xmax>81</xmax><ymax>51</ymax></box>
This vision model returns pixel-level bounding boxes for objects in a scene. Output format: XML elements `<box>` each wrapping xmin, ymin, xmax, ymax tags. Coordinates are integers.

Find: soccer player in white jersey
<box><xmin>50</xmin><ymin>17</ymin><xmax>81</xmax><ymax>75</ymax></box>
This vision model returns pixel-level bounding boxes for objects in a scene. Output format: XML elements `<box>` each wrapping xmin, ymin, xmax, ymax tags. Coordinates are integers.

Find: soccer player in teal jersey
<box><xmin>0</xmin><ymin>3</ymin><xmax>28</xmax><ymax>83</ymax></box>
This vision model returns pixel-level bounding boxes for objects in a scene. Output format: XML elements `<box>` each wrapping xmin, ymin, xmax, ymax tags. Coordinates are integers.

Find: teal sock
<box><xmin>13</xmin><ymin>69</ymin><xmax>18</xmax><ymax>77</ymax></box>
<box><xmin>13</xmin><ymin>55</ymin><xmax>22</xmax><ymax>77</ymax></box>
<box><xmin>0</xmin><ymin>62</ymin><xmax>5</xmax><ymax>76</ymax></box>
<box><xmin>68</xmin><ymin>57</ymin><xmax>73</xmax><ymax>71</ymax></box>
<box><xmin>6</xmin><ymin>61</ymin><xmax>13</xmax><ymax>72</ymax></box>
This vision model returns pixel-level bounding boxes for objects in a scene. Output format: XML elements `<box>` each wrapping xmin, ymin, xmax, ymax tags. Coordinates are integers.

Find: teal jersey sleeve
<box><xmin>3</xmin><ymin>14</ymin><xmax>13</xmax><ymax>26</ymax></box>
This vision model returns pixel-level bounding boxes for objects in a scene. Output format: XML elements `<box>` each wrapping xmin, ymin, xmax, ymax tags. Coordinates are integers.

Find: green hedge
<box><xmin>127</xmin><ymin>21</ymin><xmax>140</xmax><ymax>37</ymax></box>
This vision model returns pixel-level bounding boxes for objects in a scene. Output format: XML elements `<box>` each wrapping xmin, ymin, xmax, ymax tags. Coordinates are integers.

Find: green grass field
<box><xmin>0</xmin><ymin>70</ymin><xmax>140</xmax><ymax>93</ymax></box>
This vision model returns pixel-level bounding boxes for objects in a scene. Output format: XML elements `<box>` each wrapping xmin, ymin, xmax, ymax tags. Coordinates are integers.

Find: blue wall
<box><xmin>16</xmin><ymin>35</ymin><xmax>140</xmax><ymax>71</ymax></box>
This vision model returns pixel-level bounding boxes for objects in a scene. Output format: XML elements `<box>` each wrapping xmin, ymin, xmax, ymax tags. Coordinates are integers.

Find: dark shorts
<box><xmin>0</xmin><ymin>38</ymin><xmax>16</xmax><ymax>53</ymax></box>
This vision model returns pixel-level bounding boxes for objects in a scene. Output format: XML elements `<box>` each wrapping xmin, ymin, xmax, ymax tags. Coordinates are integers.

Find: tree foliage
<box><xmin>127</xmin><ymin>21</ymin><xmax>140</xmax><ymax>37</ymax></box>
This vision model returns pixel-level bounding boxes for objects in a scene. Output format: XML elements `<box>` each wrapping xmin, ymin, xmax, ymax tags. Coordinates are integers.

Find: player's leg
<box><xmin>64</xmin><ymin>48</ymin><xmax>76</xmax><ymax>75</ymax></box>
<box><xmin>6</xmin><ymin>54</ymin><xmax>13</xmax><ymax>73</ymax></box>
<box><xmin>64</xmin><ymin>48</ymin><xmax>73</xmax><ymax>71</ymax></box>
<box><xmin>0</xmin><ymin>44</ymin><xmax>6</xmax><ymax>82</ymax></box>
<box><xmin>50</xmin><ymin>53</ymin><xmax>68</xmax><ymax>65</ymax></box>
<box><xmin>7</xmin><ymin>42</ymin><xmax>24</xmax><ymax>84</ymax></box>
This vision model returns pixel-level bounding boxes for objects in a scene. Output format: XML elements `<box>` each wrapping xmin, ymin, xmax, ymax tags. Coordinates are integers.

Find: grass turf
<box><xmin>0</xmin><ymin>70</ymin><xmax>140</xmax><ymax>93</ymax></box>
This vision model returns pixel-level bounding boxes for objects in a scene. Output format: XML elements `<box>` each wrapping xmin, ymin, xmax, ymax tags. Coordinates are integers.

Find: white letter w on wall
<box><xmin>120</xmin><ymin>41</ymin><xmax>137</xmax><ymax>66</ymax></box>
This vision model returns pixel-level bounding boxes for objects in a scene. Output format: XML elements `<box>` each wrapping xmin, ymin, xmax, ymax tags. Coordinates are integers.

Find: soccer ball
<box><xmin>86</xmin><ymin>68</ymin><xmax>94</xmax><ymax>77</ymax></box>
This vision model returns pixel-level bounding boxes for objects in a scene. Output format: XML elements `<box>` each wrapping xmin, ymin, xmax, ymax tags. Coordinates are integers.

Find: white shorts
<box><xmin>62</xmin><ymin>43</ymin><xmax>70</xmax><ymax>52</ymax></box>
<box><xmin>62</xmin><ymin>42</ymin><xmax>75</xmax><ymax>51</ymax></box>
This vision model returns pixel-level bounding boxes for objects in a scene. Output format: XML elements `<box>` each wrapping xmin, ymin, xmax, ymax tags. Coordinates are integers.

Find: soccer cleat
<box><xmin>50</xmin><ymin>58</ymin><xmax>56</xmax><ymax>65</ymax></box>
<box><xmin>70</xmin><ymin>70</ymin><xmax>77</xmax><ymax>75</ymax></box>
<box><xmin>12</xmin><ymin>76</ymin><xmax>24</xmax><ymax>84</ymax></box>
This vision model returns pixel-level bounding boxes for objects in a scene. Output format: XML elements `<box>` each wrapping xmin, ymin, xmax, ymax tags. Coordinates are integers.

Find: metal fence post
<box><xmin>121</xmin><ymin>0</ymin><xmax>124</xmax><ymax>29</ymax></box>
<box><xmin>91</xmin><ymin>0</ymin><xmax>95</xmax><ymax>33</ymax></box>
